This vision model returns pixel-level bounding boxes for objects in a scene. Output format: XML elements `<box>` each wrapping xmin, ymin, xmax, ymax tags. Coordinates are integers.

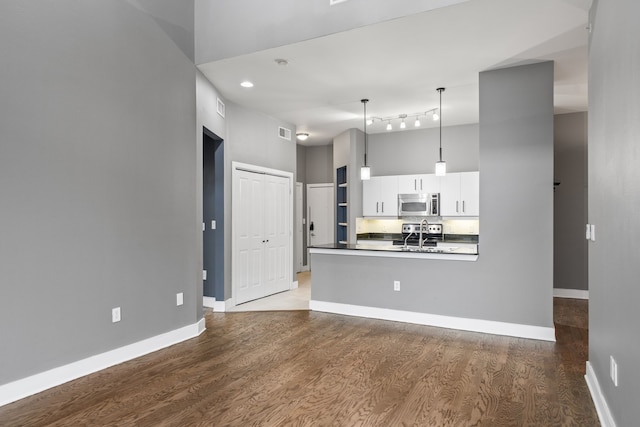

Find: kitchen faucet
<box><xmin>419</xmin><ymin>218</ymin><xmax>429</xmax><ymax>250</ymax></box>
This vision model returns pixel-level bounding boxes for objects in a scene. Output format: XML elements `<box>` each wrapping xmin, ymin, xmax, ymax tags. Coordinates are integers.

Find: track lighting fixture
<box><xmin>368</xmin><ymin>108</ymin><xmax>438</xmax><ymax>130</ymax></box>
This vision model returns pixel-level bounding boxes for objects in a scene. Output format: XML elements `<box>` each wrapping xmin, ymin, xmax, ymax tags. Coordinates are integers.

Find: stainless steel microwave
<box><xmin>398</xmin><ymin>193</ymin><xmax>440</xmax><ymax>217</ymax></box>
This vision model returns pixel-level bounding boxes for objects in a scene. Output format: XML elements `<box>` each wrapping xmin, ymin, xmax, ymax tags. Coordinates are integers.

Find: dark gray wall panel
<box><xmin>554</xmin><ymin>112</ymin><xmax>588</xmax><ymax>291</ymax></box>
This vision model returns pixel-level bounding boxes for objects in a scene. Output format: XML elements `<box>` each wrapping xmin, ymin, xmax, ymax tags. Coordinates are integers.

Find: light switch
<box><xmin>211</xmin><ymin>220</ymin><xmax>216</xmax><ymax>230</ymax></box>
<box><xmin>590</xmin><ymin>224</ymin><xmax>596</xmax><ymax>241</ymax></box>
<box><xmin>586</xmin><ymin>224</ymin><xmax>591</xmax><ymax>240</ymax></box>
<box><xmin>203</xmin><ymin>270</ymin><xmax>207</xmax><ymax>280</ymax></box>
<box><xmin>176</xmin><ymin>292</ymin><xmax>184</xmax><ymax>306</ymax></box>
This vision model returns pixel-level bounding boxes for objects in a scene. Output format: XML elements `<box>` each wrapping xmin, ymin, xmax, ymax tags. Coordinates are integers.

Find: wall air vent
<box><xmin>278</xmin><ymin>127</ymin><xmax>292</xmax><ymax>141</ymax></box>
<box><xmin>216</xmin><ymin>98</ymin><xmax>225</xmax><ymax>118</ymax></box>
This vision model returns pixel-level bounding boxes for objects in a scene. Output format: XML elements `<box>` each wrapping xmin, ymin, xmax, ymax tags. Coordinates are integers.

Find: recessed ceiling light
<box><xmin>240</xmin><ymin>81</ymin><xmax>254</xmax><ymax>88</ymax></box>
<box><xmin>296</xmin><ymin>133</ymin><xmax>309</xmax><ymax>141</ymax></box>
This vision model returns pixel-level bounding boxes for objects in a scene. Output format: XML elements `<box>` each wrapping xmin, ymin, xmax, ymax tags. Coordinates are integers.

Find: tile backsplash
<box><xmin>356</xmin><ymin>218</ymin><xmax>479</xmax><ymax>235</ymax></box>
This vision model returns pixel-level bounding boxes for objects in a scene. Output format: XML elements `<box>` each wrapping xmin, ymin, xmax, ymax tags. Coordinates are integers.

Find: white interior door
<box><xmin>307</xmin><ymin>184</ymin><xmax>334</xmax><ymax>247</ymax></box>
<box><xmin>233</xmin><ymin>163</ymin><xmax>293</xmax><ymax>305</ymax></box>
<box><xmin>235</xmin><ymin>170</ymin><xmax>266</xmax><ymax>304</ymax></box>
<box><xmin>263</xmin><ymin>174</ymin><xmax>290</xmax><ymax>295</ymax></box>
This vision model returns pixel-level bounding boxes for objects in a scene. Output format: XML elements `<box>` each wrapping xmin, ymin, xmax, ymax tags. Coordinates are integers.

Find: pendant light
<box><xmin>360</xmin><ymin>99</ymin><xmax>371</xmax><ymax>180</ymax></box>
<box><xmin>435</xmin><ymin>87</ymin><xmax>446</xmax><ymax>176</ymax></box>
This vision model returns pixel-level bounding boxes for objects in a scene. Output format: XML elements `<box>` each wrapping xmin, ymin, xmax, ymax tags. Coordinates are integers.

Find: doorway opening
<box><xmin>203</xmin><ymin>127</ymin><xmax>224</xmax><ymax>302</ymax></box>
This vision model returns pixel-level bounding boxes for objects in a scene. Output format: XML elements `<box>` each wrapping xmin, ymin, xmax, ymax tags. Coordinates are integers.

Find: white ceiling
<box><xmin>198</xmin><ymin>0</ymin><xmax>591</xmax><ymax>146</ymax></box>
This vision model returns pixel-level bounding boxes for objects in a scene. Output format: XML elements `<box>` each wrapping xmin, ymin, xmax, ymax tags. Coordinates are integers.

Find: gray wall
<box><xmin>477</xmin><ymin>61</ymin><xmax>554</xmax><ymax>326</ymax></box>
<box><xmin>0</xmin><ymin>1</ymin><xmax>198</xmax><ymax>385</ymax></box>
<box><xmin>588</xmin><ymin>0</ymin><xmax>640</xmax><ymax>424</ymax></box>
<box><xmin>195</xmin><ymin>0</ymin><xmax>468</xmax><ymax>64</ymax></box>
<box><xmin>554</xmin><ymin>112</ymin><xmax>588</xmax><ymax>291</ymax></box>
<box><xmin>368</xmin><ymin>124</ymin><xmax>479</xmax><ymax>176</ymax></box>
<box><xmin>313</xmin><ymin>62</ymin><xmax>554</xmax><ymax>329</ymax></box>
<box><xmin>224</xmin><ymin>103</ymin><xmax>298</xmax><ymax>297</ymax></box>
<box><xmin>196</xmin><ymin>70</ymin><xmax>228</xmax><ymax>302</ymax></box>
<box><xmin>305</xmin><ymin>145</ymin><xmax>334</xmax><ymax>184</ymax></box>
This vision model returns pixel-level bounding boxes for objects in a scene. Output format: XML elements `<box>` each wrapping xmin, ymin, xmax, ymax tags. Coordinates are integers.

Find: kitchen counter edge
<box><xmin>310</xmin><ymin>243</ymin><xmax>478</xmax><ymax>261</ymax></box>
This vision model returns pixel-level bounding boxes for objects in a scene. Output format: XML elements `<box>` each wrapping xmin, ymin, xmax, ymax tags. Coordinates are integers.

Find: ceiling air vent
<box><xmin>278</xmin><ymin>127</ymin><xmax>292</xmax><ymax>141</ymax></box>
<box><xmin>330</xmin><ymin>0</ymin><xmax>349</xmax><ymax>5</ymax></box>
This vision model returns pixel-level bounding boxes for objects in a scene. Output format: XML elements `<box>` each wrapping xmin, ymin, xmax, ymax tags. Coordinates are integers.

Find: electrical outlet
<box><xmin>112</xmin><ymin>307</ymin><xmax>121</xmax><ymax>323</ymax></box>
<box><xmin>393</xmin><ymin>280</ymin><xmax>401</xmax><ymax>291</ymax></box>
<box><xmin>176</xmin><ymin>292</ymin><xmax>184</xmax><ymax>306</ymax></box>
<box><xmin>590</xmin><ymin>224</ymin><xmax>596</xmax><ymax>241</ymax></box>
<box><xmin>610</xmin><ymin>356</ymin><xmax>619</xmax><ymax>387</ymax></box>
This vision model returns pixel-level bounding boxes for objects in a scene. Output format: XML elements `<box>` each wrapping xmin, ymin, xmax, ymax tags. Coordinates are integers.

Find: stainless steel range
<box><xmin>394</xmin><ymin>222</ymin><xmax>443</xmax><ymax>247</ymax></box>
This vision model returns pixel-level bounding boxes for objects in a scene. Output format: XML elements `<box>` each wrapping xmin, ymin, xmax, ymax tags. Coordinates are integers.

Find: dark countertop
<box><xmin>311</xmin><ymin>242</ymin><xmax>478</xmax><ymax>256</ymax></box>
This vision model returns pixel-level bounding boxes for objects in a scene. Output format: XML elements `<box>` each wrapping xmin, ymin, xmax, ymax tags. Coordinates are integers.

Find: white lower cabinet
<box><xmin>362</xmin><ymin>176</ymin><xmax>399</xmax><ymax>217</ymax></box>
<box><xmin>439</xmin><ymin>171</ymin><xmax>479</xmax><ymax>216</ymax></box>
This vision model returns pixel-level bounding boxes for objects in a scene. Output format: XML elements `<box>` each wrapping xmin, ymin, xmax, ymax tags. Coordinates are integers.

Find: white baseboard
<box><xmin>0</xmin><ymin>318</ymin><xmax>206</xmax><ymax>408</ymax></box>
<box><xmin>204</xmin><ymin>296</ymin><xmax>230</xmax><ymax>312</ymax></box>
<box><xmin>554</xmin><ymin>288</ymin><xmax>589</xmax><ymax>299</ymax></box>
<box><xmin>292</xmin><ymin>280</ymin><xmax>299</xmax><ymax>289</ymax></box>
<box><xmin>585</xmin><ymin>361</ymin><xmax>617</xmax><ymax>427</ymax></box>
<box><xmin>309</xmin><ymin>300</ymin><xmax>556</xmax><ymax>342</ymax></box>
<box><xmin>302</xmin><ymin>264</ymin><xmax>310</xmax><ymax>272</ymax></box>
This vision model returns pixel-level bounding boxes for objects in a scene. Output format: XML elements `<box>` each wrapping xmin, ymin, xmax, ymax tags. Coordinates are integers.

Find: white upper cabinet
<box><xmin>362</xmin><ymin>176</ymin><xmax>399</xmax><ymax>217</ymax></box>
<box><xmin>438</xmin><ymin>171</ymin><xmax>479</xmax><ymax>216</ymax></box>
<box><xmin>397</xmin><ymin>174</ymin><xmax>440</xmax><ymax>194</ymax></box>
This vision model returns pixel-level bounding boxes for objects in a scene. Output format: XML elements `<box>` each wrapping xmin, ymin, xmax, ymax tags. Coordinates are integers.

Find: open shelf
<box><xmin>336</xmin><ymin>165</ymin><xmax>348</xmax><ymax>244</ymax></box>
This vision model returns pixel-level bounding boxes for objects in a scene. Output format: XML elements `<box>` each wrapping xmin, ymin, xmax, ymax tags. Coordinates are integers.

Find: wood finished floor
<box><xmin>0</xmin><ymin>298</ymin><xmax>598</xmax><ymax>426</ymax></box>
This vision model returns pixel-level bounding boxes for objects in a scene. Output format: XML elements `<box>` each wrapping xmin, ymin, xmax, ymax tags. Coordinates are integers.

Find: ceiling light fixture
<box><xmin>240</xmin><ymin>81</ymin><xmax>254</xmax><ymax>88</ymax></box>
<box><xmin>361</xmin><ymin>99</ymin><xmax>371</xmax><ymax>181</ymax></box>
<box><xmin>296</xmin><ymin>132</ymin><xmax>309</xmax><ymax>141</ymax></box>
<box><xmin>435</xmin><ymin>87</ymin><xmax>446</xmax><ymax>176</ymax></box>
<box><xmin>367</xmin><ymin>108</ymin><xmax>437</xmax><ymax>130</ymax></box>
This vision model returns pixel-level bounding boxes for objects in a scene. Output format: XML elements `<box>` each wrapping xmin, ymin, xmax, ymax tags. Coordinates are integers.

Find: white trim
<box><xmin>554</xmin><ymin>288</ymin><xmax>589</xmax><ymax>299</ymax></box>
<box><xmin>310</xmin><ymin>300</ymin><xmax>556</xmax><ymax>342</ymax></box>
<box><xmin>0</xmin><ymin>318</ymin><xmax>206</xmax><ymax>407</ymax></box>
<box><xmin>585</xmin><ymin>361</ymin><xmax>617</xmax><ymax>427</ymax></box>
<box><xmin>203</xmin><ymin>296</ymin><xmax>216</xmax><ymax>308</ymax></box>
<box><xmin>301</xmin><ymin>264</ymin><xmax>310</xmax><ymax>272</ymax></box>
<box><xmin>214</xmin><ymin>300</ymin><xmax>228</xmax><ymax>312</ymax></box>
<box><xmin>292</xmin><ymin>280</ymin><xmax>299</xmax><ymax>289</ymax></box>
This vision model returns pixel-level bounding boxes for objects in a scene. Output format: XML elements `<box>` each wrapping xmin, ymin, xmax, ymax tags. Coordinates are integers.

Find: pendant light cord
<box><xmin>362</xmin><ymin>99</ymin><xmax>369</xmax><ymax>166</ymax></box>
<box><xmin>437</xmin><ymin>88</ymin><xmax>444</xmax><ymax>162</ymax></box>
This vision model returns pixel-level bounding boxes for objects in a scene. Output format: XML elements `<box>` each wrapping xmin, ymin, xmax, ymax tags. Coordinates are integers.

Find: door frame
<box><xmin>231</xmin><ymin>161</ymin><xmax>294</xmax><ymax>306</ymax></box>
<box><xmin>306</xmin><ymin>183</ymin><xmax>334</xmax><ymax>266</ymax></box>
<box><xmin>295</xmin><ymin>182</ymin><xmax>304</xmax><ymax>273</ymax></box>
